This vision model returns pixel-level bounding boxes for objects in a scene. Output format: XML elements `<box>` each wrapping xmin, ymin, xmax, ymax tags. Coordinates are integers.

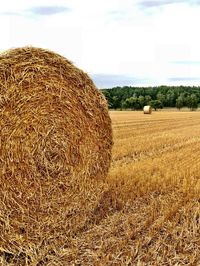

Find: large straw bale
<box><xmin>143</xmin><ymin>105</ymin><xmax>152</xmax><ymax>114</ymax></box>
<box><xmin>0</xmin><ymin>47</ymin><xmax>112</xmax><ymax>263</ymax></box>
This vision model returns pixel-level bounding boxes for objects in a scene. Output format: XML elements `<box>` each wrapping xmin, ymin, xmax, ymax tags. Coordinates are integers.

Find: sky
<box><xmin>1</xmin><ymin>0</ymin><xmax>200</xmax><ymax>88</ymax></box>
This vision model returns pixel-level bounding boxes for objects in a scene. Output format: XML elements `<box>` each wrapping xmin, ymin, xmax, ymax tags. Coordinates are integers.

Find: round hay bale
<box><xmin>143</xmin><ymin>105</ymin><xmax>152</xmax><ymax>114</ymax></box>
<box><xmin>0</xmin><ymin>47</ymin><xmax>112</xmax><ymax>261</ymax></box>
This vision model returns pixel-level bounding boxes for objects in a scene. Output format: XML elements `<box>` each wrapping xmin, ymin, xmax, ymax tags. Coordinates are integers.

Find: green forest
<box><xmin>101</xmin><ymin>86</ymin><xmax>200</xmax><ymax>111</ymax></box>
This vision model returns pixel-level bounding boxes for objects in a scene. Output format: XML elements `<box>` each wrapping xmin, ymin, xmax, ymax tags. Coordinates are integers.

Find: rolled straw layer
<box><xmin>0</xmin><ymin>47</ymin><xmax>112</xmax><ymax>262</ymax></box>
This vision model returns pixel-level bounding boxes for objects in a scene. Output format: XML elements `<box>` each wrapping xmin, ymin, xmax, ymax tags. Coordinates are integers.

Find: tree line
<box><xmin>101</xmin><ymin>86</ymin><xmax>200</xmax><ymax>110</ymax></box>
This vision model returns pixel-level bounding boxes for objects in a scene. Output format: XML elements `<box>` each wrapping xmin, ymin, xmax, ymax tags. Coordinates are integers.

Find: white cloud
<box><xmin>1</xmin><ymin>0</ymin><xmax>200</xmax><ymax>87</ymax></box>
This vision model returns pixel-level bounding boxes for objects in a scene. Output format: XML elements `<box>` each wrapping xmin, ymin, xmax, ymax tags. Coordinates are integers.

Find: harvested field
<box><xmin>1</xmin><ymin>110</ymin><xmax>200</xmax><ymax>265</ymax></box>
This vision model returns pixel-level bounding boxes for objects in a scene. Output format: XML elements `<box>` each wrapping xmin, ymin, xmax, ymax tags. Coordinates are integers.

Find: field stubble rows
<box><xmin>105</xmin><ymin>111</ymin><xmax>200</xmax><ymax>265</ymax></box>
<box><xmin>1</xmin><ymin>110</ymin><xmax>200</xmax><ymax>265</ymax></box>
<box><xmin>54</xmin><ymin>111</ymin><xmax>200</xmax><ymax>265</ymax></box>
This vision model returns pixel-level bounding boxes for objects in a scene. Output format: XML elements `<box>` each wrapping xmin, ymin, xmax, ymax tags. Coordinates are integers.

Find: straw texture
<box><xmin>143</xmin><ymin>105</ymin><xmax>152</xmax><ymax>114</ymax></box>
<box><xmin>0</xmin><ymin>47</ymin><xmax>112</xmax><ymax>264</ymax></box>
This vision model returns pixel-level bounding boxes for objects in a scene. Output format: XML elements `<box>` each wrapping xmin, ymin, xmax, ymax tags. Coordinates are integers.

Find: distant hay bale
<box><xmin>0</xmin><ymin>47</ymin><xmax>112</xmax><ymax>260</ymax></box>
<box><xmin>143</xmin><ymin>105</ymin><xmax>152</xmax><ymax>114</ymax></box>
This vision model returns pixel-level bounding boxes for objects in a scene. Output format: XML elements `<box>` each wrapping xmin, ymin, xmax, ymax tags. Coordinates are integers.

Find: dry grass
<box><xmin>1</xmin><ymin>90</ymin><xmax>200</xmax><ymax>264</ymax></box>
<box><xmin>0</xmin><ymin>47</ymin><xmax>112</xmax><ymax>265</ymax></box>
<box><xmin>3</xmin><ymin>110</ymin><xmax>198</xmax><ymax>265</ymax></box>
<box><xmin>55</xmin><ymin>110</ymin><xmax>199</xmax><ymax>266</ymax></box>
<box><xmin>105</xmin><ymin>111</ymin><xmax>200</xmax><ymax>265</ymax></box>
<box><xmin>143</xmin><ymin>106</ymin><xmax>152</xmax><ymax>114</ymax></box>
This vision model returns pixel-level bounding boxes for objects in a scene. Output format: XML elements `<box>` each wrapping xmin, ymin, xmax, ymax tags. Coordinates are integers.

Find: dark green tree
<box><xmin>138</xmin><ymin>95</ymin><xmax>145</xmax><ymax>108</ymax></box>
<box><xmin>101</xmin><ymin>86</ymin><xmax>200</xmax><ymax>110</ymax></box>
<box><xmin>111</xmin><ymin>96</ymin><xmax>120</xmax><ymax>109</ymax></box>
<box><xmin>176</xmin><ymin>95</ymin><xmax>184</xmax><ymax>110</ymax></box>
<box><xmin>150</xmin><ymin>100</ymin><xmax>163</xmax><ymax>111</ymax></box>
<box><xmin>187</xmin><ymin>94</ymin><xmax>198</xmax><ymax>111</ymax></box>
<box><xmin>166</xmin><ymin>91</ymin><xmax>176</xmax><ymax>107</ymax></box>
<box><xmin>121</xmin><ymin>99</ymin><xmax>129</xmax><ymax>109</ymax></box>
<box><xmin>157</xmin><ymin>93</ymin><xmax>166</xmax><ymax>106</ymax></box>
<box><xmin>127</xmin><ymin>97</ymin><xmax>138</xmax><ymax>110</ymax></box>
<box><xmin>144</xmin><ymin>95</ymin><xmax>152</xmax><ymax>105</ymax></box>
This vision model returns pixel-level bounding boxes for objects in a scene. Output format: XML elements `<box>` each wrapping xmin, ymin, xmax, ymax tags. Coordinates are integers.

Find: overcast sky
<box><xmin>1</xmin><ymin>0</ymin><xmax>200</xmax><ymax>88</ymax></box>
